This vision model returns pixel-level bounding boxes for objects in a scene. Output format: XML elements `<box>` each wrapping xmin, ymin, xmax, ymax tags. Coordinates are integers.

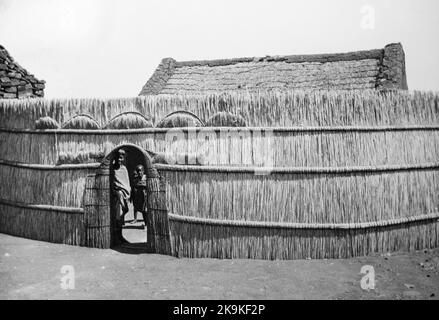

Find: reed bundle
<box><xmin>160</xmin><ymin>167</ymin><xmax>439</xmax><ymax>224</ymax></box>
<box><xmin>205</xmin><ymin>112</ymin><xmax>246</xmax><ymax>127</ymax></box>
<box><xmin>35</xmin><ymin>116</ymin><xmax>59</xmax><ymax>129</ymax></box>
<box><xmin>168</xmin><ymin>211</ymin><xmax>439</xmax><ymax>229</ymax></box>
<box><xmin>61</xmin><ymin>114</ymin><xmax>100</xmax><ymax>130</ymax></box>
<box><xmin>104</xmin><ymin>111</ymin><xmax>153</xmax><ymax>129</ymax></box>
<box><xmin>156</xmin><ymin>110</ymin><xmax>204</xmax><ymax>128</ymax></box>
<box><xmin>57</xmin><ymin>151</ymin><xmax>105</xmax><ymax>165</ymax></box>
<box><xmin>1</xmin><ymin>90</ymin><xmax>438</xmax><ymax>130</ymax></box>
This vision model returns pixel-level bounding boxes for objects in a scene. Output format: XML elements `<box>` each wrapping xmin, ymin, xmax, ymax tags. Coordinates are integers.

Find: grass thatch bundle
<box><xmin>62</xmin><ymin>114</ymin><xmax>100</xmax><ymax>130</ymax></box>
<box><xmin>149</xmin><ymin>151</ymin><xmax>203</xmax><ymax>165</ymax></box>
<box><xmin>156</xmin><ymin>110</ymin><xmax>204</xmax><ymax>128</ymax></box>
<box><xmin>205</xmin><ymin>111</ymin><xmax>246</xmax><ymax>127</ymax></box>
<box><xmin>35</xmin><ymin>116</ymin><xmax>59</xmax><ymax>129</ymax></box>
<box><xmin>57</xmin><ymin>151</ymin><xmax>105</xmax><ymax>165</ymax></box>
<box><xmin>104</xmin><ymin>111</ymin><xmax>153</xmax><ymax>129</ymax></box>
<box><xmin>57</xmin><ymin>152</ymin><xmax>73</xmax><ymax>164</ymax></box>
<box><xmin>88</xmin><ymin>150</ymin><xmax>106</xmax><ymax>162</ymax></box>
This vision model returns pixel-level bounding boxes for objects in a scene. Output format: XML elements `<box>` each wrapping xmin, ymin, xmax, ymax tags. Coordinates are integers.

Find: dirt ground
<box><xmin>0</xmin><ymin>230</ymin><xmax>438</xmax><ymax>300</ymax></box>
<box><xmin>0</xmin><ymin>234</ymin><xmax>439</xmax><ymax>300</ymax></box>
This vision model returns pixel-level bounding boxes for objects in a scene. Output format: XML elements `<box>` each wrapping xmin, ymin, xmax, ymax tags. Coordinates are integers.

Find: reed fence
<box><xmin>168</xmin><ymin>214</ymin><xmax>439</xmax><ymax>259</ymax></box>
<box><xmin>0</xmin><ymin>161</ymin><xmax>97</xmax><ymax>207</ymax></box>
<box><xmin>0</xmin><ymin>199</ymin><xmax>85</xmax><ymax>246</ymax></box>
<box><xmin>158</xmin><ymin>164</ymin><xmax>439</xmax><ymax>224</ymax></box>
<box><xmin>1</xmin><ymin>90</ymin><xmax>438</xmax><ymax>129</ymax></box>
<box><xmin>1</xmin><ymin>89</ymin><xmax>439</xmax><ymax>256</ymax></box>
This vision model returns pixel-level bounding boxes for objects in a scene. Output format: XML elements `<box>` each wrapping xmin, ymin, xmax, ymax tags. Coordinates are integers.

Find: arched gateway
<box><xmin>83</xmin><ymin>144</ymin><xmax>171</xmax><ymax>254</ymax></box>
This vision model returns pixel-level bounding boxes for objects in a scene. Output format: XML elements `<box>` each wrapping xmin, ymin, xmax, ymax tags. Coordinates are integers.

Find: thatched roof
<box><xmin>139</xmin><ymin>43</ymin><xmax>408</xmax><ymax>95</ymax></box>
<box><xmin>0</xmin><ymin>44</ymin><xmax>46</xmax><ymax>99</ymax></box>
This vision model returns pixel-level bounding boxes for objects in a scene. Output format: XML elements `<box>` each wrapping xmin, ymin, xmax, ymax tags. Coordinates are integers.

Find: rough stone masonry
<box><xmin>0</xmin><ymin>44</ymin><xmax>45</xmax><ymax>99</ymax></box>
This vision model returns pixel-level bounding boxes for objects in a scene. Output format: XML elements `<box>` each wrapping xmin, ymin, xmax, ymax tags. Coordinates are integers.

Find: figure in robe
<box><xmin>112</xmin><ymin>148</ymin><xmax>131</xmax><ymax>227</ymax></box>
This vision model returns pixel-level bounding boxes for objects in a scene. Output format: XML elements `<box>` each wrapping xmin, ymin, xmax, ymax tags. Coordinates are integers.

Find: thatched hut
<box><xmin>0</xmin><ymin>43</ymin><xmax>438</xmax><ymax>260</ymax></box>
<box><xmin>139</xmin><ymin>43</ymin><xmax>408</xmax><ymax>95</ymax></box>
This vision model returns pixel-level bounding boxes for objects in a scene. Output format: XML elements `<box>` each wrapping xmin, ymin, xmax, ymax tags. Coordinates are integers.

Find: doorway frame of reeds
<box><xmin>86</xmin><ymin>143</ymin><xmax>172</xmax><ymax>253</ymax></box>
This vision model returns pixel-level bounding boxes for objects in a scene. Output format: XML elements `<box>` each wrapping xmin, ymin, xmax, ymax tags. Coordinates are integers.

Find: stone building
<box><xmin>139</xmin><ymin>43</ymin><xmax>408</xmax><ymax>96</ymax></box>
<box><xmin>0</xmin><ymin>44</ymin><xmax>45</xmax><ymax>99</ymax></box>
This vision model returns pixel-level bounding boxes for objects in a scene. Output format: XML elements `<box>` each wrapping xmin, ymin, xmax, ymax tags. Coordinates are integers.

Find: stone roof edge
<box><xmin>0</xmin><ymin>44</ymin><xmax>46</xmax><ymax>85</ymax></box>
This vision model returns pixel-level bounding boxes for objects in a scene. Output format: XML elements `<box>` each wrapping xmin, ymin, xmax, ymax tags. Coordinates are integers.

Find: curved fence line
<box><xmin>168</xmin><ymin>212</ymin><xmax>439</xmax><ymax>230</ymax></box>
<box><xmin>1</xmin><ymin>125</ymin><xmax>439</xmax><ymax>135</ymax></box>
<box><xmin>0</xmin><ymin>198</ymin><xmax>84</xmax><ymax>214</ymax></box>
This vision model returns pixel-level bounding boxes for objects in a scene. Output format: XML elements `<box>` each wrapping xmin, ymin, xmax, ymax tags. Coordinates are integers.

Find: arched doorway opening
<box><xmin>111</xmin><ymin>145</ymin><xmax>148</xmax><ymax>246</ymax></box>
<box><xmin>99</xmin><ymin>144</ymin><xmax>171</xmax><ymax>253</ymax></box>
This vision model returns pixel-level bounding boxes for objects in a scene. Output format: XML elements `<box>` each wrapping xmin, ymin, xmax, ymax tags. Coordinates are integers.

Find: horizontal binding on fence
<box><xmin>156</xmin><ymin>163</ymin><xmax>439</xmax><ymax>174</ymax></box>
<box><xmin>168</xmin><ymin>212</ymin><xmax>439</xmax><ymax>230</ymax></box>
<box><xmin>0</xmin><ymin>198</ymin><xmax>84</xmax><ymax>214</ymax></box>
<box><xmin>1</xmin><ymin>125</ymin><xmax>439</xmax><ymax>135</ymax></box>
<box><xmin>1</xmin><ymin>159</ymin><xmax>439</xmax><ymax>174</ymax></box>
<box><xmin>0</xmin><ymin>159</ymin><xmax>100</xmax><ymax>170</ymax></box>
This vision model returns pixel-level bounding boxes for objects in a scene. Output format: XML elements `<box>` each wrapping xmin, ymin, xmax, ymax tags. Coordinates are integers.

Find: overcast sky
<box><xmin>1</xmin><ymin>0</ymin><xmax>438</xmax><ymax>98</ymax></box>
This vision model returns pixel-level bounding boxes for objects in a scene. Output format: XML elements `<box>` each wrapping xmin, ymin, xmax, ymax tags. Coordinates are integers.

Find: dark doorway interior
<box><xmin>109</xmin><ymin>145</ymin><xmax>150</xmax><ymax>250</ymax></box>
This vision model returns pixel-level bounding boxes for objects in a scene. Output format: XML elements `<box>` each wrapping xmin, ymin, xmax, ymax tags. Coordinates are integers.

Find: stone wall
<box><xmin>376</xmin><ymin>43</ymin><xmax>408</xmax><ymax>90</ymax></box>
<box><xmin>0</xmin><ymin>45</ymin><xmax>45</xmax><ymax>99</ymax></box>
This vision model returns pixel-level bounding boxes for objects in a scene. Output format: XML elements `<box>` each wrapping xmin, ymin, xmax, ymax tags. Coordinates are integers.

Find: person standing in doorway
<box><xmin>112</xmin><ymin>148</ymin><xmax>131</xmax><ymax>232</ymax></box>
<box><xmin>131</xmin><ymin>164</ymin><xmax>148</xmax><ymax>225</ymax></box>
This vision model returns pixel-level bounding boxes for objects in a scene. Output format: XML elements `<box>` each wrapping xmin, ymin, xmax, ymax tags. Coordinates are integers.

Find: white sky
<box><xmin>0</xmin><ymin>0</ymin><xmax>438</xmax><ymax>98</ymax></box>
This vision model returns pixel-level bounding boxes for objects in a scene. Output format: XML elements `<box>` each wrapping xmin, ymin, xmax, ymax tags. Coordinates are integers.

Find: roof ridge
<box><xmin>173</xmin><ymin>46</ymin><xmax>394</xmax><ymax>68</ymax></box>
